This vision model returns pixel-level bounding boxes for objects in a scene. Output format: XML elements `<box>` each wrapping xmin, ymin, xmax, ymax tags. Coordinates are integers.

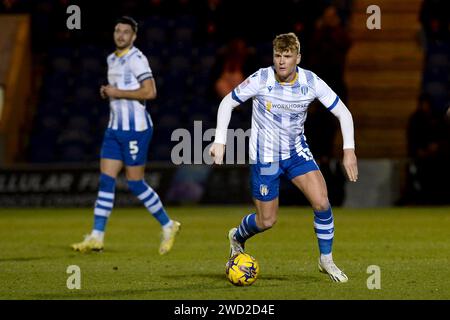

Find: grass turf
<box><xmin>0</xmin><ymin>207</ymin><xmax>449</xmax><ymax>300</ymax></box>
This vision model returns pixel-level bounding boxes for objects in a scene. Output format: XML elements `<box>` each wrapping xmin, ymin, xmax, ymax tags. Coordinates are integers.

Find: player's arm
<box><xmin>329</xmin><ymin>100</ymin><xmax>358</xmax><ymax>182</ymax></box>
<box><xmin>209</xmin><ymin>93</ymin><xmax>241</xmax><ymax>164</ymax></box>
<box><xmin>210</xmin><ymin>70</ymin><xmax>261</xmax><ymax>165</ymax></box>
<box><xmin>102</xmin><ymin>53</ymin><xmax>156</xmax><ymax>100</ymax></box>
<box><xmin>101</xmin><ymin>78</ymin><xmax>156</xmax><ymax>100</ymax></box>
<box><xmin>314</xmin><ymin>74</ymin><xmax>358</xmax><ymax>182</ymax></box>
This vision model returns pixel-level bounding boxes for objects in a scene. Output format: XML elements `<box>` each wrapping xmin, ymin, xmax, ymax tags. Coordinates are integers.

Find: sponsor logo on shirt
<box><xmin>269</xmin><ymin>103</ymin><xmax>308</xmax><ymax>111</ymax></box>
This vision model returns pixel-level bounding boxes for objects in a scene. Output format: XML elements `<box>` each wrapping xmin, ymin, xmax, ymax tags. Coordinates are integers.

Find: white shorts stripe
<box><xmin>149</xmin><ymin>201</ymin><xmax>163</xmax><ymax>213</ymax></box>
<box><xmin>96</xmin><ymin>200</ymin><xmax>113</xmax><ymax>208</ymax></box>
<box><xmin>314</xmin><ymin>222</ymin><xmax>334</xmax><ymax>230</ymax></box>
<box><xmin>138</xmin><ymin>188</ymin><xmax>153</xmax><ymax>201</ymax></box>
<box><xmin>317</xmin><ymin>233</ymin><xmax>334</xmax><ymax>240</ymax></box>
<box><xmin>94</xmin><ymin>208</ymin><xmax>111</xmax><ymax>217</ymax></box>
<box><xmin>144</xmin><ymin>193</ymin><xmax>159</xmax><ymax>207</ymax></box>
<box><xmin>98</xmin><ymin>191</ymin><xmax>114</xmax><ymax>200</ymax></box>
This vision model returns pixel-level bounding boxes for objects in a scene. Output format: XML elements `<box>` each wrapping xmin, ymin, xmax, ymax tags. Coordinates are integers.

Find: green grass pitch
<box><xmin>0</xmin><ymin>207</ymin><xmax>449</xmax><ymax>299</ymax></box>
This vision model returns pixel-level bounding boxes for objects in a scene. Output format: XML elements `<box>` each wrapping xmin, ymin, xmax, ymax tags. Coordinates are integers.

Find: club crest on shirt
<box><xmin>300</xmin><ymin>85</ymin><xmax>308</xmax><ymax>95</ymax></box>
<box><xmin>260</xmin><ymin>184</ymin><xmax>269</xmax><ymax>196</ymax></box>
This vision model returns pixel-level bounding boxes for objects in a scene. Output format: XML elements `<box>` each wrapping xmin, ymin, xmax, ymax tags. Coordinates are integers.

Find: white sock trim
<box><xmin>91</xmin><ymin>230</ymin><xmax>104</xmax><ymax>240</ymax></box>
<box><xmin>320</xmin><ymin>253</ymin><xmax>333</xmax><ymax>261</ymax></box>
<box><xmin>162</xmin><ymin>220</ymin><xmax>173</xmax><ymax>229</ymax></box>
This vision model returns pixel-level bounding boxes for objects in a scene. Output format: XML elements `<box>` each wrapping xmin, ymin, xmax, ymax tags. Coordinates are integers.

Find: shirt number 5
<box><xmin>129</xmin><ymin>140</ymin><xmax>139</xmax><ymax>155</ymax></box>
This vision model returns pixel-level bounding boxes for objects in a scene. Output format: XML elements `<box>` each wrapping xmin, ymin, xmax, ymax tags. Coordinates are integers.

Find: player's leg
<box><xmin>291</xmin><ymin>170</ymin><xmax>348</xmax><ymax>282</ymax></box>
<box><xmin>291</xmin><ymin>170</ymin><xmax>333</xmax><ymax>253</ymax></box>
<box><xmin>229</xmin><ymin>197</ymin><xmax>279</xmax><ymax>257</ymax></box>
<box><xmin>229</xmin><ymin>161</ymin><xmax>281</xmax><ymax>257</ymax></box>
<box><xmin>126</xmin><ymin>165</ymin><xmax>173</xmax><ymax>227</ymax></box>
<box><xmin>92</xmin><ymin>158</ymin><xmax>123</xmax><ymax>239</ymax></box>
<box><xmin>123</xmin><ymin>130</ymin><xmax>180</xmax><ymax>255</ymax></box>
<box><xmin>72</xmin><ymin>129</ymin><xmax>123</xmax><ymax>252</ymax></box>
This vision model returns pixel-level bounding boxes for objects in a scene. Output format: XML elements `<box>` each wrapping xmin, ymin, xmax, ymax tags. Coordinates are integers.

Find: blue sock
<box><xmin>128</xmin><ymin>180</ymin><xmax>170</xmax><ymax>226</ymax></box>
<box><xmin>314</xmin><ymin>206</ymin><xmax>334</xmax><ymax>255</ymax></box>
<box><xmin>234</xmin><ymin>213</ymin><xmax>262</xmax><ymax>244</ymax></box>
<box><xmin>94</xmin><ymin>216</ymin><xmax>108</xmax><ymax>231</ymax></box>
<box><xmin>93</xmin><ymin>173</ymin><xmax>116</xmax><ymax>232</ymax></box>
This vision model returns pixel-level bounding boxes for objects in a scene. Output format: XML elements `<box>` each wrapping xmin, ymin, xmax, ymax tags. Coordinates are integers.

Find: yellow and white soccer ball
<box><xmin>226</xmin><ymin>253</ymin><xmax>260</xmax><ymax>286</ymax></box>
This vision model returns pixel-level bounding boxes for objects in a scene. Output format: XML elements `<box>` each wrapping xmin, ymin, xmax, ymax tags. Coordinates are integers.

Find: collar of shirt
<box><xmin>115</xmin><ymin>46</ymin><xmax>134</xmax><ymax>58</ymax></box>
<box><xmin>274</xmin><ymin>66</ymin><xmax>299</xmax><ymax>86</ymax></box>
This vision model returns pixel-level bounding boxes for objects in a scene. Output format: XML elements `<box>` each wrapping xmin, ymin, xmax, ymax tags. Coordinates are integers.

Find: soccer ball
<box><xmin>226</xmin><ymin>253</ymin><xmax>260</xmax><ymax>286</ymax></box>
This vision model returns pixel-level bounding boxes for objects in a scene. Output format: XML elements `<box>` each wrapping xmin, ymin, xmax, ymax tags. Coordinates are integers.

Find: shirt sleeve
<box><xmin>129</xmin><ymin>53</ymin><xmax>153</xmax><ymax>83</ymax></box>
<box><xmin>313</xmin><ymin>73</ymin><xmax>340</xmax><ymax>111</ymax></box>
<box><xmin>231</xmin><ymin>69</ymin><xmax>262</xmax><ymax>104</ymax></box>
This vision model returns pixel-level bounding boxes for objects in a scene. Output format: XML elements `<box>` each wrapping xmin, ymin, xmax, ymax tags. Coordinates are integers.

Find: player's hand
<box><xmin>209</xmin><ymin>143</ymin><xmax>225</xmax><ymax>165</ymax></box>
<box><xmin>100</xmin><ymin>86</ymin><xmax>108</xmax><ymax>99</ymax></box>
<box><xmin>103</xmin><ymin>85</ymin><xmax>120</xmax><ymax>99</ymax></box>
<box><xmin>343</xmin><ymin>148</ymin><xmax>358</xmax><ymax>182</ymax></box>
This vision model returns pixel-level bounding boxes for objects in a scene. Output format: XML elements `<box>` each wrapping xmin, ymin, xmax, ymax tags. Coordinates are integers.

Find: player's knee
<box><xmin>127</xmin><ymin>179</ymin><xmax>147</xmax><ymax>196</ymax></box>
<box><xmin>312</xmin><ymin>197</ymin><xmax>330</xmax><ymax>212</ymax></box>
<box><xmin>259</xmin><ymin>214</ymin><xmax>277</xmax><ymax>230</ymax></box>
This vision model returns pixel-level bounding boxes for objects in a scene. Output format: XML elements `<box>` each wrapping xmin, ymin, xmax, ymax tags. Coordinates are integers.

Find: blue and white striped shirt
<box><xmin>232</xmin><ymin>66</ymin><xmax>340</xmax><ymax>162</ymax></box>
<box><xmin>106</xmin><ymin>46</ymin><xmax>154</xmax><ymax>131</ymax></box>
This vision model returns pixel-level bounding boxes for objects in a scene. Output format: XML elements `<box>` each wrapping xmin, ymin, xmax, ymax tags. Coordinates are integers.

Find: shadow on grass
<box><xmin>30</xmin><ymin>284</ymin><xmax>233</xmax><ymax>300</ymax></box>
<box><xmin>161</xmin><ymin>272</ymin><xmax>320</xmax><ymax>283</ymax></box>
<box><xmin>161</xmin><ymin>273</ymin><xmax>225</xmax><ymax>281</ymax></box>
<box><xmin>0</xmin><ymin>256</ymin><xmax>58</xmax><ymax>263</ymax></box>
<box><xmin>30</xmin><ymin>289</ymin><xmax>162</xmax><ymax>300</ymax></box>
<box><xmin>0</xmin><ymin>251</ymin><xmax>105</xmax><ymax>262</ymax></box>
<box><xmin>26</xmin><ymin>273</ymin><xmax>322</xmax><ymax>300</ymax></box>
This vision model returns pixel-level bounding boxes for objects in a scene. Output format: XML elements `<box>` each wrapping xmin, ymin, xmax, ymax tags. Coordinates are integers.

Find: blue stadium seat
<box><xmin>150</xmin><ymin>144</ymin><xmax>172</xmax><ymax>161</ymax></box>
<box><xmin>173</xmin><ymin>27</ymin><xmax>194</xmax><ymax>44</ymax></box>
<box><xmin>80</xmin><ymin>56</ymin><xmax>104</xmax><ymax>76</ymax></box>
<box><xmin>173</xmin><ymin>15</ymin><xmax>196</xmax><ymax>28</ymax></box>
<box><xmin>145</xmin><ymin>27</ymin><xmax>166</xmax><ymax>44</ymax></box>
<box><xmin>51</xmin><ymin>56</ymin><xmax>72</xmax><ymax>74</ymax></box>
<box><xmin>28</xmin><ymin>131</ymin><xmax>58</xmax><ymax>162</ymax></box>
<box><xmin>147</xmin><ymin>55</ymin><xmax>163</xmax><ymax>75</ymax></box>
<box><xmin>142</xmin><ymin>16</ymin><xmax>169</xmax><ymax>30</ymax></box>
<box><xmin>168</xmin><ymin>55</ymin><xmax>190</xmax><ymax>73</ymax></box>
<box><xmin>59</xmin><ymin>144</ymin><xmax>87</xmax><ymax>162</ymax></box>
<box><xmin>423</xmin><ymin>66</ymin><xmax>448</xmax><ymax>83</ymax></box>
<box><xmin>427</xmin><ymin>52</ymin><xmax>449</xmax><ymax>68</ymax></box>
<box><xmin>77</xmin><ymin>45</ymin><xmax>104</xmax><ymax>60</ymax></box>
<box><xmin>36</xmin><ymin>114</ymin><xmax>64</xmax><ymax>133</ymax></box>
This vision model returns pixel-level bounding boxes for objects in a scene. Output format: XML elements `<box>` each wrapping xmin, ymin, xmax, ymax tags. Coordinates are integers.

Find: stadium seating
<box><xmin>345</xmin><ymin>0</ymin><xmax>425</xmax><ymax>158</ymax></box>
<box><xmin>422</xmin><ymin>42</ymin><xmax>450</xmax><ymax>113</ymax></box>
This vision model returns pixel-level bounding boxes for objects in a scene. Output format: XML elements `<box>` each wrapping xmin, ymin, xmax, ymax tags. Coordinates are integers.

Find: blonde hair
<box><xmin>273</xmin><ymin>32</ymin><xmax>300</xmax><ymax>54</ymax></box>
